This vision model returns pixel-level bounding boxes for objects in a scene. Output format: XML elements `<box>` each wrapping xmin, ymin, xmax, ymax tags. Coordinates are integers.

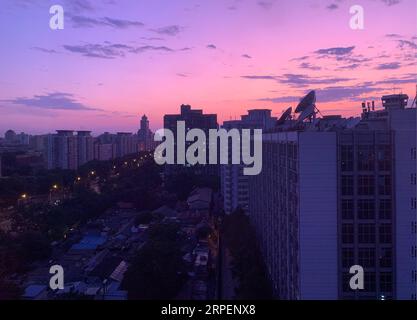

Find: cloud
<box><xmin>207</xmin><ymin>44</ymin><xmax>217</xmax><ymax>50</ymax></box>
<box><xmin>258</xmin><ymin>85</ymin><xmax>384</xmax><ymax>104</ymax></box>
<box><xmin>242</xmin><ymin>54</ymin><xmax>252</xmax><ymax>59</ymax></box>
<box><xmin>241</xmin><ymin>75</ymin><xmax>277</xmax><ymax>80</ymax></box>
<box><xmin>381</xmin><ymin>0</ymin><xmax>401</xmax><ymax>6</ymax></box>
<box><xmin>63</xmin><ymin>42</ymin><xmax>176</xmax><ymax>59</ymax></box>
<box><xmin>376</xmin><ymin>62</ymin><xmax>401</xmax><ymax>70</ymax></box>
<box><xmin>337</xmin><ymin>63</ymin><xmax>361</xmax><ymax>70</ymax></box>
<box><xmin>374</xmin><ymin>74</ymin><xmax>417</xmax><ymax>85</ymax></box>
<box><xmin>397</xmin><ymin>39</ymin><xmax>417</xmax><ymax>50</ymax></box>
<box><xmin>315</xmin><ymin>46</ymin><xmax>355</xmax><ymax>56</ymax></box>
<box><xmin>258</xmin><ymin>96</ymin><xmax>300</xmax><ymax>103</ymax></box>
<box><xmin>316</xmin><ymin>85</ymin><xmax>384</xmax><ymax>102</ymax></box>
<box><xmin>385</xmin><ymin>33</ymin><xmax>402</xmax><ymax>38</ymax></box>
<box><xmin>326</xmin><ymin>4</ymin><xmax>339</xmax><ymax>10</ymax></box>
<box><xmin>66</xmin><ymin>0</ymin><xmax>95</xmax><ymax>12</ymax></box>
<box><xmin>152</xmin><ymin>25</ymin><xmax>182</xmax><ymax>36</ymax></box>
<box><xmin>71</xmin><ymin>15</ymin><xmax>144</xmax><ymax>29</ymax></box>
<box><xmin>31</xmin><ymin>47</ymin><xmax>58</xmax><ymax>54</ymax></box>
<box><xmin>299</xmin><ymin>62</ymin><xmax>321</xmax><ymax>71</ymax></box>
<box><xmin>257</xmin><ymin>1</ymin><xmax>275</xmax><ymax>10</ymax></box>
<box><xmin>4</xmin><ymin>92</ymin><xmax>100</xmax><ymax>111</ymax></box>
<box><xmin>241</xmin><ymin>74</ymin><xmax>351</xmax><ymax>87</ymax></box>
<box><xmin>278</xmin><ymin>74</ymin><xmax>351</xmax><ymax>87</ymax></box>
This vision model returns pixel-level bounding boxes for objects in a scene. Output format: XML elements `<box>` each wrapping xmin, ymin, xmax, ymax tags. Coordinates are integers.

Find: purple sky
<box><xmin>0</xmin><ymin>0</ymin><xmax>416</xmax><ymax>135</ymax></box>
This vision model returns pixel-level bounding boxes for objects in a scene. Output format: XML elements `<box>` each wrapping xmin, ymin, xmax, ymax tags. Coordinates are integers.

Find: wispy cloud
<box><xmin>207</xmin><ymin>44</ymin><xmax>217</xmax><ymax>50</ymax></box>
<box><xmin>242</xmin><ymin>54</ymin><xmax>252</xmax><ymax>59</ymax></box>
<box><xmin>315</xmin><ymin>46</ymin><xmax>355</xmax><ymax>56</ymax></box>
<box><xmin>3</xmin><ymin>92</ymin><xmax>100</xmax><ymax>111</ymax></box>
<box><xmin>326</xmin><ymin>3</ymin><xmax>339</xmax><ymax>10</ymax></box>
<box><xmin>63</xmin><ymin>42</ymin><xmax>176</xmax><ymax>59</ymax></box>
<box><xmin>31</xmin><ymin>47</ymin><xmax>59</xmax><ymax>54</ymax></box>
<box><xmin>151</xmin><ymin>25</ymin><xmax>182</xmax><ymax>36</ymax></box>
<box><xmin>376</xmin><ymin>62</ymin><xmax>401</xmax><ymax>70</ymax></box>
<box><xmin>71</xmin><ymin>15</ymin><xmax>144</xmax><ymax>29</ymax></box>
<box><xmin>257</xmin><ymin>1</ymin><xmax>275</xmax><ymax>10</ymax></box>
<box><xmin>299</xmin><ymin>62</ymin><xmax>321</xmax><ymax>71</ymax></box>
<box><xmin>278</xmin><ymin>74</ymin><xmax>351</xmax><ymax>87</ymax></box>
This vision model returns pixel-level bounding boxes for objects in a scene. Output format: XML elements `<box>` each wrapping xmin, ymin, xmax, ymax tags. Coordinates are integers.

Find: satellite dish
<box><xmin>296</xmin><ymin>103</ymin><xmax>315</xmax><ymax>124</ymax></box>
<box><xmin>276</xmin><ymin>107</ymin><xmax>292</xmax><ymax>125</ymax></box>
<box><xmin>295</xmin><ymin>90</ymin><xmax>316</xmax><ymax>113</ymax></box>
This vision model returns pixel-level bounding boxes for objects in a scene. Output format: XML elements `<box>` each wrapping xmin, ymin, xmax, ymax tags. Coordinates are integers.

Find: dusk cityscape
<box><xmin>0</xmin><ymin>0</ymin><xmax>416</xmax><ymax>312</ymax></box>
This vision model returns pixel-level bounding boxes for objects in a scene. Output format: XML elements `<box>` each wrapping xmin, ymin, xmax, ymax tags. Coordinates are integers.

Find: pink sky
<box><xmin>0</xmin><ymin>0</ymin><xmax>415</xmax><ymax>135</ymax></box>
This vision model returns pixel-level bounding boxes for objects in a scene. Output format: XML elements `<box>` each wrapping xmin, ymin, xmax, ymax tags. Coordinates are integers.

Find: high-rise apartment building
<box><xmin>47</xmin><ymin>130</ymin><xmax>78</xmax><ymax>170</ymax></box>
<box><xmin>164</xmin><ymin>104</ymin><xmax>218</xmax><ymax>176</ymax></box>
<box><xmin>77</xmin><ymin>131</ymin><xmax>94</xmax><ymax>167</ymax></box>
<box><xmin>221</xmin><ymin>109</ymin><xmax>277</xmax><ymax>214</ymax></box>
<box><xmin>248</xmin><ymin>94</ymin><xmax>416</xmax><ymax>300</ymax></box>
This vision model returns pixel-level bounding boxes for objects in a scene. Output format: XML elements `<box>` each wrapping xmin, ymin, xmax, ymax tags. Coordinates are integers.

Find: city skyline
<box><xmin>0</xmin><ymin>0</ymin><xmax>416</xmax><ymax>135</ymax></box>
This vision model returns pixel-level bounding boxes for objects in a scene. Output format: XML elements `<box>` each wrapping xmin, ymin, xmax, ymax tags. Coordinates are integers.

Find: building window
<box><xmin>364</xmin><ymin>272</ymin><xmax>376</xmax><ymax>292</ymax></box>
<box><xmin>379</xmin><ymin>199</ymin><xmax>392</xmax><ymax>220</ymax></box>
<box><xmin>358</xmin><ymin>248</ymin><xmax>376</xmax><ymax>268</ymax></box>
<box><xmin>412</xmin><ymin>197</ymin><xmax>417</xmax><ymax>210</ymax></box>
<box><xmin>379</xmin><ymin>224</ymin><xmax>392</xmax><ymax>244</ymax></box>
<box><xmin>358</xmin><ymin>145</ymin><xmax>375</xmax><ymax>171</ymax></box>
<box><xmin>342</xmin><ymin>175</ymin><xmax>354</xmax><ymax>196</ymax></box>
<box><xmin>358</xmin><ymin>223</ymin><xmax>375</xmax><ymax>244</ymax></box>
<box><xmin>341</xmin><ymin>145</ymin><xmax>354</xmax><ymax>171</ymax></box>
<box><xmin>380</xmin><ymin>272</ymin><xmax>393</xmax><ymax>293</ymax></box>
<box><xmin>380</xmin><ymin>248</ymin><xmax>392</xmax><ymax>268</ymax></box>
<box><xmin>342</xmin><ymin>248</ymin><xmax>354</xmax><ymax>268</ymax></box>
<box><xmin>342</xmin><ymin>199</ymin><xmax>354</xmax><ymax>220</ymax></box>
<box><xmin>411</xmin><ymin>173</ymin><xmax>416</xmax><ymax>185</ymax></box>
<box><xmin>343</xmin><ymin>272</ymin><xmax>353</xmax><ymax>292</ymax></box>
<box><xmin>358</xmin><ymin>199</ymin><xmax>375</xmax><ymax>220</ymax></box>
<box><xmin>412</xmin><ymin>148</ymin><xmax>416</xmax><ymax>161</ymax></box>
<box><xmin>378</xmin><ymin>175</ymin><xmax>391</xmax><ymax>196</ymax></box>
<box><xmin>377</xmin><ymin>145</ymin><xmax>391</xmax><ymax>171</ymax></box>
<box><xmin>358</xmin><ymin>175</ymin><xmax>374</xmax><ymax>196</ymax></box>
<box><xmin>342</xmin><ymin>223</ymin><xmax>354</xmax><ymax>244</ymax></box>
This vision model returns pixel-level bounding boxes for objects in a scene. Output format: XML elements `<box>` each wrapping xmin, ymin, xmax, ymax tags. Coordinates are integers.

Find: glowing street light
<box><xmin>52</xmin><ymin>184</ymin><xmax>58</xmax><ymax>190</ymax></box>
<box><xmin>21</xmin><ymin>194</ymin><xmax>27</xmax><ymax>199</ymax></box>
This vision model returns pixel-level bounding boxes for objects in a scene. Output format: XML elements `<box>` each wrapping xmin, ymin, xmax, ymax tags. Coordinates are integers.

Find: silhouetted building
<box><xmin>116</xmin><ymin>132</ymin><xmax>136</xmax><ymax>158</ymax></box>
<box><xmin>221</xmin><ymin>109</ymin><xmax>277</xmax><ymax>214</ymax></box>
<box><xmin>47</xmin><ymin>130</ymin><xmax>78</xmax><ymax>170</ymax></box>
<box><xmin>137</xmin><ymin>115</ymin><xmax>154</xmax><ymax>151</ymax></box>
<box><xmin>249</xmin><ymin>94</ymin><xmax>416</xmax><ymax>300</ymax></box>
<box><xmin>77</xmin><ymin>131</ymin><xmax>94</xmax><ymax>167</ymax></box>
<box><xmin>4</xmin><ymin>129</ymin><xmax>17</xmax><ymax>143</ymax></box>
<box><xmin>164</xmin><ymin>104</ymin><xmax>218</xmax><ymax>176</ymax></box>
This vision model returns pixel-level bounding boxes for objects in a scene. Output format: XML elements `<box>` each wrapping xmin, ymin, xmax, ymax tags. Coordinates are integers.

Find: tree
<box><xmin>122</xmin><ymin>222</ymin><xmax>186</xmax><ymax>299</ymax></box>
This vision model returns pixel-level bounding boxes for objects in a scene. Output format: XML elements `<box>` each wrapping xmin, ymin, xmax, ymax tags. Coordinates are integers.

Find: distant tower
<box><xmin>137</xmin><ymin>115</ymin><xmax>154</xmax><ymax>152</ymax></box>
<box><xmin>140</xmin><ymin>115</ymin><xmax>150</xmax><ymax>133</ymax></box>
